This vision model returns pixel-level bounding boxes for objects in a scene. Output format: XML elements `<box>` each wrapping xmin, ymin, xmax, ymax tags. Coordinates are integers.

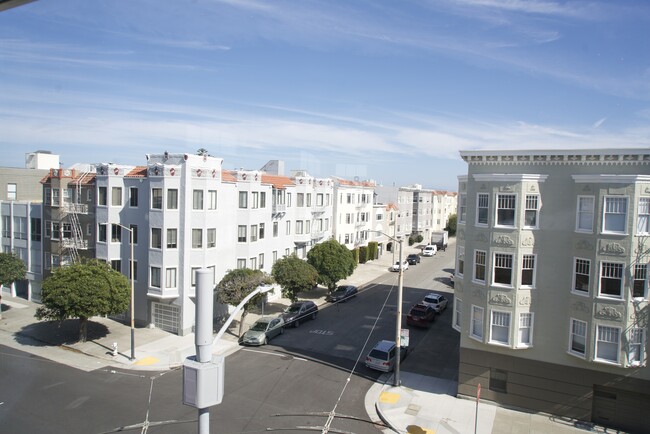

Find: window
<box><xmin>317</xmin><ymin>193</ymin><xmax>324</xmax><ymax>206</ymax></box>
<box><xmin>496</xmin><ymin>194</ymin><xmax>516</xmax><ymax>227</ymax></box>
<box><xmin>493</xmin><ymin>253</ymin><xmax>513</xmax><ymax>286</ymax></box>
<box><xmin>297</xmin><ymin>193</ymin><xmax>304</xmax><ymax>207</ymax></box>
<box><xmin>111</xmin><ymin>187</ymin><xmax>122</xmax><ymax>206</ymax></box>
<box><xmin>628</xmin><ymin>328</ymin><xmax>645</xmax><ymax>366</ymax></box>
<box><xmin>521</xmin><ymin>254</ymin><xmax>535</xmax><ymax>287</ymax></box>
<box><xmin>633</xmin><ymin>264</ymin><xmax>648</xmax><ymax>298</ymax></box>
<box><xmin>193</xmin><ymin>190</ymin><xmax>203</xmax><ymax>210</ymax></box>
<box><xmin>151</xmin><ymin>228</ymin><xmax>162</xmax><ymax>249</ymax></box>
<box><xmin>599</xmin><ymin>262</ymin><xmax>623</xmax><ymax>298</ymax></box>
<box><xmin>111</xmin><ymin>260</ymin><xmax>121</xmax><ymax>272</ymax></box>
<box><xmin>573</xmin><ymin>258</ymin><xmax>590</xmax><ymax>294</ymax></box>
<box><xmin>286</xmin><ymin>220</ymin><xmax>291</xmax><ymax>235</ymax></box>
<box><xmin>603</xmin><ymin>196</ymin><xmax>628</xmax><ymax>234</ymax></box>
<box><xmin>151</xmin><ymin>188</ymin><xmax>162</xmax><ymax>209</ymax></box>
<box><xmin>489</xmin><ymin>369</ymin><xmax>508</xmax><ymax>394</ymax></box>
<box><xmin>569</xmin><ymin>319</ymin><xmax>587</xmax><ymax>357</ymax></box>
<box><xmin>474</xmin><ymin>250</ymin><xmax>486</xmax><ymax>283</ymax></box>
<box><xmin>192</xmin><ymin>229</ymin><xmax>203</xmax><ymax>248</ymax></box>
<box><xmin>98</xmin><ymin>187</ymin><xmax>107</xmax><ymax>206</ymax></box>
<box><xmin>44</xmin><ymin>188</ymin><xmax>51</xmax><ymax>205</ymax></box>
<box><xmin>259</xmin><ymin>223</ymin><xmax>265</xmax><ymax>240</ymax></box>
<box><xmin>13</xmin><ymin>216</ymin><xmax>27</xmax><ymax>240</ymax></box>
<box><xmin>129</xmin><ymin>224</ymin><xmax>138</xmax><ymax>244</ymax></box>
<box><xmin>61</xmin><ymin>223</ymin><xmax>72</xmax><ymax>239</ymax></box>
<box><xmin>596</xmin><ymin>325</ymin><xmax>620</xmax><ymax>364</ymax></box>
<box><xmin>129</xmin><ymin>260</ymin><xmax>138</xmax><ymax>281</ymax></box>
<box><xmin>51</xmin><ymin>222</ymin><xmax>60</xmax><ymax>240</ymax></box>
<box><xmin>453</xmin><ymin>299</ymin><xmax>462</xmax><ymax>331</ymax></box>
<box><xmin>111</xmin><ymin>224</ymin><xmax>122</xmax><ymax>242</ymax></box>
<box><xmin>129</xmin><ymin>187</ymin><xmax>138</xmax><ymax>207</ymax></box>
<box><xmin>638</xmin><ymin>197</ymin><xmax>650</xmax><ymax>235</ymax></box>
<box><xmin>470</xmin><ymin>305</ymin><xmax>484</xmax><ymax>340</ymax></box>
<box><xmin>207</xmin><ymin>228</ymin><xmax>216</xmax><ymax>248</ymax></box>
<box><xmin>190</xmin><ymin>267</ymin><xmax>201</xmax><ymax>287</ymax></box>
<box><xmin>296</xmin><ymin>220</ymin><xmax>303</xmax><ymax>234</ymax></box>
<box><xmin>98</xmin><ymin>223</ymin><xmax>107</xmax><ymax>242</ymax></box>
<box><xmin>252</xmin><ymin>192</ymin><xmax>259</xmax><ymax>209</ymax></box>
<box><xmin>167</xmin><ymin>189</ymin><xmax>178</xmax><ymax>210</ymax></box>
<box><xmin>518</xmin><ymin>313</ymin><xmax>533</xmax><ymax>347</ymax></box>
<box><xmin>476</xmin><ymin>193</ymin><xmax>489</xmax><ymax>225</ymax></box>
<box><xmin>307</xmin><ymin>193</ymin><xmax>312</xmax><ymax>207</ymax></box>
<box><xmin>150</xmin><ymin>267</ymin><xmax>161</xmax><ymax>288</ymax></box>
<box><xmin>30</xmin><ymin>218</ymin><xmax>41</xmax><ymax>241</ymax></box>
<box><xmin>166</xmin><ymin>268</ymin><xmax>177</xmax><ymax>288</ymax></box>
<box><xmin>524</xmin><ymin>195</ymin><xmax>539</xmax><ymax>228</ymax></box>
<box><xmin>239</xmin><ymin>191</ymin><xmax>248</xmax><ymax>208</ymax></box>
<box><xmin>273</xmin><ymin>222</ymin><xmax>278</xmax><ymax>237</ymax></box>
<box><xmin>259</xmin><ymin>253</ymin><xmax>264</xmax><ymax>269</ymax></box>
<box><xmin>250</xmin><ymin>225</ymin><xmax>258</xmax><ymax>242</ymax></box>
<box><xmin>490</xmin><ymin>311</ymin><xmax>511</xmax><ymax>345</ymax></box>
<box><xmin>208</xmin><ymin>190</ymin><xmax>217</xmax><ymax>210</ymax></box>
<box><xmin>457</xmin><ymin>247</ymin><xmax>464</xmax><ymax>276</ymax></box>
<box><xmin>52</xmin><ymin>188</ymin><xmax>60</xmax><ymax>206</ymax></box>
<box><xmin>237</xmin><ymin>258</ymin><xmax>246</xmax><ymax>269</ymax></box>
<box><xmin>167</xmin><ymin>228</ymin><xmax>177</xmax><ymax>249</ymax></box>
<box><xmin>1</xmin><ymin>215</ymin><xmax>9</xmax><ymax>238</ymax></box>
<box><xmin>273</xmin><ymin>251</ymin><xmax>278</xmax><ymax>264</ymax></box>
<box><xmin>238</xmin><ymin>225</ymin><xmax>247</xmax><ymax>242</ymax></box>
<box><xmin>7</xmin><ymin>183</ymin><xmax>16</xmax><ymax>200</ymax></box>
<box><xmin>459</xmin><ymin>193</ymin><xmax>467</xmax><ymax>224</ymax></box>
<box><xmin>260</xmin><ymin>192</ymin><xmax>266</xmax><ymax>208</ymax></box>
<box><xmin>250</xmin><ymin>257</ymin><xmax>257</xmax><ymax>269</ymax></box>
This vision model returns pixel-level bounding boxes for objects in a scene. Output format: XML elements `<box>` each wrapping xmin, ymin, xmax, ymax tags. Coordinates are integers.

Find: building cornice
<box><xmin>473</xmin><ymin>174</ymin><xmax>549</xmax><ymax>182</ymax></box>
<box><xmin>572</xmin><ymin>174</ymin><xmax>650</xmax><ymax>184</ymax></box>
<box><xmin>460</xmin><ymin>148</ymin><xmax>650</xmax><ymax>165</ymax></box>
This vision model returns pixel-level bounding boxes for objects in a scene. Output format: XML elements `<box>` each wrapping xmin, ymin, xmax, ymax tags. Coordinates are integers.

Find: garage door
<box><xmin>592</xmin><ymin>386</ymin><xmax>650</xmax><ymax>433</ymax></box>
<box><xmin>151</xmin><ymin>302</ymin><xmax>180</xmax><ymax>334</ymax></box>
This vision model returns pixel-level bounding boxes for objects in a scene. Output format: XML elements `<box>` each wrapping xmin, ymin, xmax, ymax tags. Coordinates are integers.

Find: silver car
<box><xmin>238</xmin><ymin>316</ymin><xmax>285</xmax><ymax>346</ymax></box>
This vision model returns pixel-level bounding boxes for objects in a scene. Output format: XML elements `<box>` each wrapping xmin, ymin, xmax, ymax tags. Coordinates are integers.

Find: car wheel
<box><xmin>294</xmin><ymin>319</ymin><xmax>300</xmax><ymax>328</ymax></box>
<box><xmin>263</xmin><ymin>336</ymin><xmax>268</xmax><ymax>345</ymax></box>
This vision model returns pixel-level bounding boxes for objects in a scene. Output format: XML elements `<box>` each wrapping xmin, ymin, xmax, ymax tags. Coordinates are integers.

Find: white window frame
<box><xmin>111</xmin><ymin>187</ymin><xmax>122</xmax><ymax>207</ymax></box>
<box><xmin>598</xmin><ymin>261</ymin><xmax>624</xmax><ymax>299</ymax></box>
<box><xmin>166</xmin><ymin>228</ymin><xmax>177</xmax><ymax>249</ymax></box>
<box><xmin>568</xmin><ymin>318</ymin><xmax>587</xmax><ymax>358</ymax></box>
<box><xmin>458</xmin><ymin>193</ymin><xmax>467</xmax><ymax>224</ymax></box>
<box><xmin>238</xmin><ymin>225</ymin><xmax>247</xmax><ymax>243</ymax></box>
<box><xmin>476</xmin><ymin>193</ymin><xmax>489</xmax><ymax>226</ymax></box>
<box><xmin>637</xmin><ymin>197</ymin><xmax>650</xmax><ymax>235</ymax></box>
<box><xmin>167</xmin><ymin>189</ymin><xmax>178</xmax><ymax>210</ymax></box>
<box><xmin>473</xmin><ymin>250</ymin><xmax>486</xmax><ymax>284</ymax></box>
<box><xmin>192</xmin><ymin>229</ymin><xmax>203</xmax><ymax>249</ymax></box>
<box><xmin>208</xmin><ymin>190</ymin><xmax>217</xmax><ymax>210</ymax></box>
<box><xmin>495</xmin><ymin>193</ymin><xmax>517</xmax><ymax>228</ymax></box>
<box><xmin>595</xmin><ymin>325</ymin><xmax>621</xmax><ymax>365</ymax></box>
<box><xmin>628</xmin><ymin>328</ymin><xmax>645</xmax><ymax>366</ymax></box>
<box><xmin>207</xmin><ymin>228</ymin><xmax>216</xmax><ymax>248</ymax></box>
<box><xmin>165</xmin><ymin>268</ymin><xmax>177</xmax><ymax>289</ymax></box>
<box><xmin>193</xmin><ymin>189</ymin><xmax>204</xmax><ymax>210</ymax></box>
<box><xmin>453</xmin><ymin>299</ymin><xmax>462</xmax><ymax>332</ymax></box>
<box><xmin>523</xmin><ymin>194</ymin><xmax>539</xmax><ymax>229</ymax></box>
<box><xmin>470</xmin><ymin>305</ymin><xmax>484</xmax><ymax>341</ymax></box>
<box><xmin>492</xmin><ymin>252</ymin><xmax>513</xmax><ymax>287</ymax></box>
<box><xmin>151</xmin><ymin>188</ymin><xmax>163</xmax><ymax>209</ymax></box>
<box><xmin>517</xmin><ymin>312</ymin><xmax>533</xmax><ymax>348</ymax></box>
<box><xmin>633</xmin><ymin>263</ymin><xmax>648</xmax><ymax>299</ymax></box>
<box><xmin>236</xmin><ymin>258</ymin><xmax>246</xmax><ymax>269</ymax></box>
<box><xmin>150</xmin><ymin>266</ymin><xmax>161</xmax><ymax>289</ymax></box>
<box><xmin>457</xmin><ymin>246</ymin><xmax>465</xmax><ymax>278</ymax></box>
<box><xmin>520</xmin><ymin>254</ymin><xmax>536</xmax><ymax>288</ymax></box>
<box><xmin>572</xmin><ymin>257</ymin><xmax>590</xmax><ymax>296</ymax></box>
<box><xmin>576</xmin><ymin>195</ymin><xmax>594</xmax><ymax>233</ymax></box>
<box><xmin>151</xmin><ymin>228</ymin><xmax>162</xmax><ymax>249</ymax></box>
<box><xmin>602</xmin><ymin>196</ymin><xmax>628</xmax><ymax>235</ymax></box>
<box><xmin>489</xmin><ymin>310</ymin><xmax>511</xmax><ymax>346</ymax></box>
<box><xmin>239</xmin><ymin>191</ymin><xmax>248</xmax><ymax>209</ymax></box>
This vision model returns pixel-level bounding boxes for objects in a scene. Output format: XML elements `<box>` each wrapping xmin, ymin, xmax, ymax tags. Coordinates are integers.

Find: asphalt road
<box><xmin>0</xmin><ymin>246</ymin><xmax>459</xmax><ymax>434</ymax></box>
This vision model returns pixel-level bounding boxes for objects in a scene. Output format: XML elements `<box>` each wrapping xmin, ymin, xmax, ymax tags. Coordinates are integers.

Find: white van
<box><xmin>422</xmin><ymin>245</ymin><xmax>437</xmax><ymax>257</ymax></box>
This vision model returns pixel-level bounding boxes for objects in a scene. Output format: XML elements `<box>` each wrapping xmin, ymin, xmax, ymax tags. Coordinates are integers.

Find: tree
<box><xmin>0</xmin><ymin>253</ymin><xmax>27</xmax><ymax>319</ymax></box>
<box><xmin>307</xmin><ymin>239</ymin><xmax>356</xmax><ymax>291</ymax></box>
<box><xmin>271</xmin><ymin>255</ymin><xmax>318</xmax><ymax>303</ymax></box>
<box><xmin>215</xmin><ymin>268</ymin><xmax>273</xmax><ymax>337</ymax></box>
<box><xmin>197</xmin><ymin>148</ymin><xmax>210</xmax><ymax>157</ymax></box>
<box><xmin>445</xmin><ymin>214</ymin><xmax>457</xmax><ymax>236</ymax></box>
<box><xmin>35</xmin><ymin>260</ymin><xmax>130</xmax><ymax>342</ymax></box>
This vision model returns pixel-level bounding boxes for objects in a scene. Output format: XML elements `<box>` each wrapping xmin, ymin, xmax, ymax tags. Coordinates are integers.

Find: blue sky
<box><xmin>1</xmin><ymin>0</ymin><xmax>649</xmax><ymax>191</ymax></box>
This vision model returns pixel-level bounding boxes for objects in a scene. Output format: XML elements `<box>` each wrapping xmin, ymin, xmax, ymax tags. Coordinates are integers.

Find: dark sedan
<box><xmin>406</xmin><ymin>254</ymin><xmax>421</xmax><ymax>265</ymax></box>
<box><xmin>326</xmin><ymin>285</ymin><xmax>359</xmax><ymax>303</ymax></box>
<box><xmin>280</xmin><ymin>300</ymin><xmax>318</xmax><ymax>328</ymax></box>
<box><xmin>406</xmin><ymin>303</ymin><xmax>436</xmax><ymax>328</ymax></box>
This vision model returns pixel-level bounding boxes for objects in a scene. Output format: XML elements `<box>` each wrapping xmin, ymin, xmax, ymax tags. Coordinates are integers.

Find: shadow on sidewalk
<box><xmin>15</xmin><ymin>319</ymin><xmax>109</xmax><ymax>347</ymax></box>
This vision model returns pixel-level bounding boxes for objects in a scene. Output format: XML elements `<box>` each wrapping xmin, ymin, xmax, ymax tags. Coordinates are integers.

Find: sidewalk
<box><xmin>0</xmin><ymin>242</ymin><xmax>604</xmax><ymax>433</ymax></box>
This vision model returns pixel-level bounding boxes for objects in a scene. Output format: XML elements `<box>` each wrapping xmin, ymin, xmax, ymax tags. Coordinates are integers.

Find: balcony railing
<box><xmin>272</xmin><ymin>203</ymin><xmax>286</xmax><ymax>214</ymax></box>
<box><xmin>61</xmin><ymin>238</ymin><xmax>89</xmax><ymax>249</ymax></box>
<box><xmin>62</xmin><ymin>203</ymin><xmax>89</xmax><ymax>214</ymax></box>
<box><xmin>311</xmin><ymin>230</ymin><xmax>325</xmax><ymax>240</ymax></box>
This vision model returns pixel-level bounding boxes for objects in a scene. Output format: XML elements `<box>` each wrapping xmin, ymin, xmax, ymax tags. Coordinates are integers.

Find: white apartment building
<box><xmin>454</xmin><ymin>148</ymin><xmax>649</xmax><ymax>433</ymax></box>
<box><xmin>332</xmin><ymin>178</ymin><xmax>375</xmax><ymax>249</ymax></box>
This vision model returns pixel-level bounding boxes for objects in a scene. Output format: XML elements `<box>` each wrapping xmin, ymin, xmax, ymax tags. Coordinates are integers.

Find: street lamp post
<box><xmin>117</xmin><ymin>223</ymin><xmax>135</xmax><ymax>361</ymax></box>
<box><xmin>371</xmin><ymin>230</ymin><xmax>404</xmax><ymax>387</ymax></box>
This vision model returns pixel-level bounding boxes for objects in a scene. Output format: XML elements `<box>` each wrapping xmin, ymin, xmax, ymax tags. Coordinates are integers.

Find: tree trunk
<box><xmin>238</xmin><ymin>310</ymin><xmax>247</xmax><ymax>337</ymax></box>
<box><xmin>79</xmin><ymin>317</ymin><xmax>88</xmax><ymax>343</ymax></box>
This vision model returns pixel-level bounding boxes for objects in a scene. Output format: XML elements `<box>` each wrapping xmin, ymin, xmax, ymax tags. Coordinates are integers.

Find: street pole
<box><xmin>129</xmin><ymin>227</ymin><xmax>135</xmax><ymax>361</ymax></box>
<box><xmin>394</xmin><ymin>237</ymin><xmax>403</xmax><ymax>387</ymax></box>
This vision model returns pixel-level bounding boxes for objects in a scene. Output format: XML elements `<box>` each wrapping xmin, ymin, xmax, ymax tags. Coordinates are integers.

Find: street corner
<box><xmin>133</xmin><ymin>355</ymin><xmax>160</xmax><ymax>367</ymax></box>
<box><xmin>379</xmin><ymin>390</ymin><xmax>402</xmax><ymax>404</ymax></box>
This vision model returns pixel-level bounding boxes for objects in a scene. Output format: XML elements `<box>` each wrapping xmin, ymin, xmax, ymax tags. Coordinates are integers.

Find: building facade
<box><xmin>454</xmin><ymin>148</ymin><xmax>650</xmax><ymax>433</ymax></box>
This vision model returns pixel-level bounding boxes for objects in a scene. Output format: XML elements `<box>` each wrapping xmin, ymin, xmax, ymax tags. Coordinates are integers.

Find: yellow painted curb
<box><xmin>379</xmin><ymin>391</ymin><xmax>401</xmax><ymax>404</ymax></box>
<box><xmin>406</xmin><ymin>425</ymin><xmax>434</xmax><ymax>434</ymax></box>
<box><xmin>133</xmin><ymin>356</ymin><xmax>159</xmax><ymax>366</ymax></box>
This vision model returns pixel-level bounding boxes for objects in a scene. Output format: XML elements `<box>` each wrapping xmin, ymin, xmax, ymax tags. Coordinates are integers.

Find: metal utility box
<box><xmin>182</xmin><ymin>355</ymin><xmax>224</xmax><ymax>408</ymax></box>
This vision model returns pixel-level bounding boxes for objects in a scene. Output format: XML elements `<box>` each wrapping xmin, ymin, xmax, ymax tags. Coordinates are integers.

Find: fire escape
<box><xmin>62</xmin><ymin>170</ymin><xmax>91</xmax><ymax>263</ymax></box>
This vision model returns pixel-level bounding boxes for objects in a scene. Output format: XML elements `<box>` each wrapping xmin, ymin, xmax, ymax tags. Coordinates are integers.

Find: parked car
<box><xmin>422</xmin><ymin>245</ymin><xmax>437</xmax><ymax>256</ymax></box>
<box><xmin>280</xmin><ymin>300</ymin><xmax>318</xmax><ymax>328</ymax></box>
<box><xmin>238</xmin><ymin>316</ymin><xmax>285</xmax><ymax>346</ymax></box>
<box><xmin>406</xmin><ymin>303</ymin><xmax>436</xmax><ymax>327</ymax></box>
<box><xmin>422</xmin><ymin>293</ymin><xmax>448</xmax><ymax>313</ymax></box>
<box><xmin>391</xmin><ymin>260</ymin><xmax>409</xmax><ymax>272</ymax></box>
<box><xmin>365</xmin><ymin>339</ymin><xmax>408</xmax><ymax>372</ymax></box>
<box><xmin>406</xmin><ymin>254</ymin><xmax>420</xmax><ymax>265</ymax></box>
<box><xmin>326</xmin><ymin>285</ymin><xmax>358</xmax><ymax>303</ymax></box>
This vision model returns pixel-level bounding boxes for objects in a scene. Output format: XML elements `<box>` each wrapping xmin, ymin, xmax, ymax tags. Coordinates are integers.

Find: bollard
<box><xmin>112</xmin><ymin>342</ymin><xmax>118</xmax><ymax>356</ymax></box>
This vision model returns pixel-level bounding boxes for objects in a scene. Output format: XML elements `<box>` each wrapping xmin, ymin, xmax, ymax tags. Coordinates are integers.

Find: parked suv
<box><xmin>421</xmin><ymin>293</ymin><xmax>448</xmax><ymax>313</ymax></box>
<box><xmin>365</xmin><ymin>340</ymin><xmax>407</xmax><ymax>372</ymax></box>
<box><xmin>422</xmin><ymin>245</ymin><xmax>437</xmax><ymax>256</ymax></box>
<box><xmin>280</xmin><ymin>300</ymin><xmax>318</xmax><ymax>328</ymax></box>
<box><xmin>406</xmin><ymin>254</ymin><xmax>420</xmax><ymax>265</ymax></box>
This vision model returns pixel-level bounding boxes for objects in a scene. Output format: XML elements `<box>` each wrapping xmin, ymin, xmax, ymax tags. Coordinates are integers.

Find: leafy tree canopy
<box><xmin>307</xmin><ymin>239</ymin><xmax>356</xmax><ymax>291</ymax></box>
<box><xmin>0</xmin><ymin>252</ymin><xmax>27</xmax><ymax>319</ymax></box>
<box><xmin>445</xmin><ymin>214</ymin><xmax>457</xmax><ymax>236</ymax></box>
<box><xmin>36</xmin><ymin>260</ymin><xmax>130</xmax><ymax>342</ymax></box>
<box><xmin>271</xmin><ymin>255</ymin><xmax>318</xmax><ymax>302</ymax></box>
<box><xmin>215</xmin><ymin>268</ymin><xmax>273</xmax><ymax>336</ymax></box>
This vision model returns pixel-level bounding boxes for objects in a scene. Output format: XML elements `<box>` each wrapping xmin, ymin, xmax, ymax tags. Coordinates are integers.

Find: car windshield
<box><xmin>410</xmin><ymin>309</ymin><xmax>427</xmax><ymax>318</ymax></box>
<box><xmin>284</xmin><ymin>305</ymin><xmax>301</xmax><ymax>313</ymax></box>
<box><xmin>250</xmin><ymin>321</ymin><xmax>269</xmax><ymax>331</ymax></box>
<box><xmin>333</xmin><ymin>288</ymin><xmax>346</xmax><ymax>294</ymax></box>
<box><xmin>369</xmin><ymin>349</ymin><xmax>389</xmax><ymax>360</ymax></box>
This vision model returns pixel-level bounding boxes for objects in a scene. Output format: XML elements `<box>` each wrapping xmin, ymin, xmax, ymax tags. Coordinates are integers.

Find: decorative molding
<box><xmin>599</xmin><ymin>242</ymin><xmax>625</xmax><ymax>255</ymax></box>
<box><xmin>521</xmin><ymin>237</ymin><xmax>534</xmax><ymax>247</ymax></box>
<box><xmin>573</xmin><ymin>174</ymin><xmax>650</xmax><ymax>184</ymax></box>
<box><xmin>489</xmin><ymin>293</ymin><xmax>512</xmax><ymax>306</ymax></box>
<box><xmin>518</xmin><ymin>296</ymin><xmax>531</xmax><ymax>306</ymax></box>
<box><xmin>500</xmin><ymin>184</ymin><xmax>516</xmax><ymax>192</ymax></box>
<box><xmin>494</xmin><ymin>235</ymin><xmax>515</xmax><ymax>247</ymax></box>
<box><xmin>594</xmin><ymin>306</ymin><xmax>622</xmax><ymax>321</ymax></box>
<box><xmin>460</xmin><ymin>149</ymin><xmax>650</xmax><ymax>166</ymax></box>
<box><xmin>576</xmin><ymin>239</ymin><xmax>594</xmax><ymax>250</ymax></box>
<box><xmin>475</xmin><ymin>232</ymin><xmax>489</xmax><ymax>243</ymax></box>
<box><xmin>527</xmin><ymin>184</ymin><xmax>538</xmax><ymax>192</ymax></box>
<box><xmin>572</xmin><ymin>301</ymin><xmax>590</xmax><ymax>314</ymax></box>
<box><xmin>581</xmin><ymin>184</ymin><xmax>592</xmax><ymax>193</ymax></box>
